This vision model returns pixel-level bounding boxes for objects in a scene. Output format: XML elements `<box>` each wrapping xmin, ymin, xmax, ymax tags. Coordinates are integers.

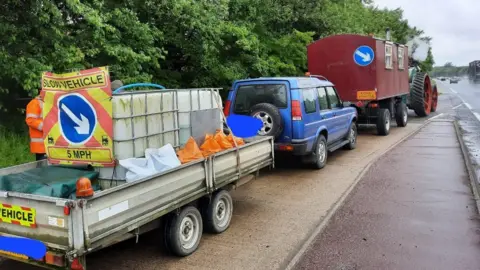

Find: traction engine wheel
<box><xmin>410</xmin><ymin>72</ymin><xmax>433</xmax><ymax>117</ymax></box>
<box><xmin>431</xmin><ymin>85</ymin><xmax>438</xmax><ymax>113</ymax></box>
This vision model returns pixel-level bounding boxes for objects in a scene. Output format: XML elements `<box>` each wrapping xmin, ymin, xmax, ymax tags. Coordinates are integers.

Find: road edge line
<box><xmin>453</xmin><ymin>121</ymin><xmax>480</xmax><ymax>214</ymax></box>
<box><xmin>282</xmin><ymin>120</ymin><xmax>431</xmax><ymax>270</ymax></box>
<box><xmin>428</xmin><ymin>113</ymin><xmax>444</xmax><ymax>121</ymax></box>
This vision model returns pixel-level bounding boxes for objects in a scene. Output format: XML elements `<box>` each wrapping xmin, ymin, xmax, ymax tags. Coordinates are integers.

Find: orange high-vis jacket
<box><xmin>25</xmin><ymin>96</ymin><xmax>45</xmax><ymax>154</ymax></box>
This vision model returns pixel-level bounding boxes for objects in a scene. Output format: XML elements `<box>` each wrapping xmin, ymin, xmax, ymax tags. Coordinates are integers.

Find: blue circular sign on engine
<box><xmin>353</xmin><ymin>45</ymin><xmax>375</xmax><ymax>66</ymax></box>
<box><xmin>58</xmin><ymin>93</ymin><xmax>97</xmax><ymax>145</ymax></box>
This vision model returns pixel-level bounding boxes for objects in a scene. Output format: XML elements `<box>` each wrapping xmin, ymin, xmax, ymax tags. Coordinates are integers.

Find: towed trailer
<box><xmin>305</xmin><ymin>29</ymin><xmax>442</xmax><ymax>136</ymax></box>
<box><xmin>0</xmin><ymin>136</ymin><xmax>274</xmax><ymax>269</ymax></box>
<box><xmin>307</xmin><ymin>32</ymin><xmax>410</xmax><ymax>136</ymax></box>
<box><xmin>0</xmin><ymin>67</ymin><xmax>275</xmax><ymax>269</ymax></box>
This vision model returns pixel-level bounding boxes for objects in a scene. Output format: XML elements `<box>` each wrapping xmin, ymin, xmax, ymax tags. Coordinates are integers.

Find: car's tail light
<box><xmin>278</xmin><ymin>145</ymin><xmax>294</xmax><ymax>151</ymax></box>
<box><xmin>291</xmin><ymin>100</ymin><xmax>302</xmax><ymax>120</ymax></box>
<box><xmin>223</xmin><ymin>100</ymin><xmax>231</xmax><ymax>117</ymax></box>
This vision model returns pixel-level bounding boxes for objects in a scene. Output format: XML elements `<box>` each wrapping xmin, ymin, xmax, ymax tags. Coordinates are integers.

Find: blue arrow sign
<box><xmin>353</xmin><ymin>45</ymin><xmax>375</xmax><ymax>66</ymax></box>
<box><xmin>58</xmin><ymin>93</ymin><xmax>97</xmax><ymax>145</ymax></box>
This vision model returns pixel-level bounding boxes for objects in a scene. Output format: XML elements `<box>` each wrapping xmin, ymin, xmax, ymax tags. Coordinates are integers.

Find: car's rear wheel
<box><xmin>343</xmin><ymin>123</ymin><xmax>357</xmax><ymax>150</ymax></box>
<box><xmin>250</xmin><ymin>103</ymin><xmax>283</xmax><ymax>138</ymax></box>
<box><xmin>311</xmin><ymin>135</ymin><xmax>328</xmax><ymax>169</ymax></box>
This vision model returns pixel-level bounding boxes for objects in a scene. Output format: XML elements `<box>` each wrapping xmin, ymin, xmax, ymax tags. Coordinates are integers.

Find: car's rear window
<box><xmin>233</xmin><ymin>84</ymin><xmax>288</xmax><ymax>114</ymax></box>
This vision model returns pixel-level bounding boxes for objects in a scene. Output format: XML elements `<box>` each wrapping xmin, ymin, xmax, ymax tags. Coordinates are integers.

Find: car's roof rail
<box><xmin>306</xmin><ymin>74</ymin><xmax>329</xmax><ymax>81</ymax></box>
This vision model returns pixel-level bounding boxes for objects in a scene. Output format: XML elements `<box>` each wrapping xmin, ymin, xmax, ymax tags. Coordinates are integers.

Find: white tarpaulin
<box><xmin>119</xmin><ymin>144</ymin><xmax>181</xmax><ymax>182</ymax></box>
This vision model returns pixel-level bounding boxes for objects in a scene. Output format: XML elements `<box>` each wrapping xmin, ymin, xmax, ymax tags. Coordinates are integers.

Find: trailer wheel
<box><xmin>343</xmin><ymin>122</ymin><xmax>357</xmax><ymax>150</ymax></box>
<box><xmin>312</xmin><ymin>135</ymin><xmax>328</xmax><ymax>169</ymax></box>
<box><xmin>376</xmin><ymin>108</ymin><xmax>391</xmax><ymax>136</ymax></box>
<box><xmin>431</xmin><ymin>85</ymin><xmax>438</xmax><ymax>113</ymax></box>
<box><xmin>395</xmin><ymin>102</ymin><xmax>408</xmax><ymax>127</ymax></box>
<box><xmin>410</xmin><ymin>72</ymin><xmax>433</xmax><ymax>117</ymax></box>
<box><xmin>204</xmin><ymin>190</ymin><xmax>233</xmax><ymax>234</ymax></box>
<box><xmin>165</xmin><ymin>206</ymin><xmax>203</xmax><ymax>257</ymax></box>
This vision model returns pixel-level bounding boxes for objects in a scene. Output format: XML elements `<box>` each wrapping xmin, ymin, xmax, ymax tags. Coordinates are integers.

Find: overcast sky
<box><xmin>373</xmin><ymin>0</ymin><xmax>479</xmax><ymax>67</ymax></box>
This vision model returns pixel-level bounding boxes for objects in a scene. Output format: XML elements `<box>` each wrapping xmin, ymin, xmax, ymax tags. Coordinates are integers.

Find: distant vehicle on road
<box><xmin>450</xmin><ymin>77</ymin><xmax>460</xmax><ymax>84</ymax></box>
<box><xmin>468</xmin><ymin>60</ymin><xmax>480</xmax><ymax>82</ymax></box>
<box><xmin>224</xmin><ymin>76</ymin><xmax>358</xmax><ymax>169</ymax></box>
<box><xmin>440</xmin><ymin>77</ymin><xmax>446</xmax><ymax>81</ymax></box>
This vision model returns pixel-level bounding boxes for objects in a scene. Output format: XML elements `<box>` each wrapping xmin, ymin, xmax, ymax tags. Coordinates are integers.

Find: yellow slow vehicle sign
<box><xmin>0</xmin><ymin>203</ymin><xmax>36</xmax><ymax>228</ymax></box>
<box><xmin>41</xmin><ymin>66</ymin><xmax>115</xmax><ymax>167</ymax></box>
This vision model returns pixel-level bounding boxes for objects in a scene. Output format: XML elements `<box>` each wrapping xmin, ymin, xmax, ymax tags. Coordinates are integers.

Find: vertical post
<box><xmin>160</xmin><ymin>91</ymin><xmax>165</xmax><ymax>146</ymax></box>
<box><xmin>189</xmin><ymin>90</ymin><xmax>193</xmax><ymax>142</ymax></box>
<box><xmin>197</xmin><ymin>89</ymin><xmax>201</xmax><ymax>111</ymax></box>
<box><xmin>144</xmin><ymin>93</ymin><xmax>149</xmax><ymax>149</ymax></box>
<box><xmin>173</xmin><ymin>91</ymin><xmax>179</xmax><ymax>148</ymax></box>
<box><xmin>129</xmin><ymin>94</ymin><xmax>136</xmax><ymax>158</ymax></box>
<box><xmin>72</xmin><ymin>201</ymin><xmax>86</xmax><ymax>252</ymax></box>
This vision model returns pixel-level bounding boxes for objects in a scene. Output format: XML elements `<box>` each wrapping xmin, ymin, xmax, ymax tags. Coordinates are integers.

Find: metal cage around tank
<box><xmin>98</xmin><ymin>87</ymin><xmax>224</xmax><ymax>181</ymax></box>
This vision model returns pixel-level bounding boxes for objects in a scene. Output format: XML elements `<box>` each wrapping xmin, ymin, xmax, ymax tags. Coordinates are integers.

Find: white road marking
<box><xmin>452</xmin><ymin>103</ymin><xmax>464</xmax><ymax>110</ymax></box>
<box><xmin>474</xmin><ymin>112</ymin><xmax>480</xmax><ymax>122</ymax></box>
<box><xmin>428</xmin><ymin>113</ymin><xmax>444</xmax><ymax>121</ymax></box>
<box><xmin>434</xmin><ymin>80</ymin><xmax>480</xmax><ymax>123</ymax></box>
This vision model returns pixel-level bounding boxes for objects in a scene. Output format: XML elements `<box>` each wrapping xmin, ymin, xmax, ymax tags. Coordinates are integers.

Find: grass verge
<box><xmin>0</xmin><ymin>126</ymin><xmax>33</xmax><ymax>169</ymax></box>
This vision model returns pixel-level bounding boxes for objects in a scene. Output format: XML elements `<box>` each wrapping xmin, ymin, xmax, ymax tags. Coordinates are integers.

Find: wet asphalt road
<box><xmin>437</xmin><ymin>78</ymin><xmax>480</xmax><ymax>189</ymax></box>
<box><xmin>438</xmin><ymin>79</ymin><xmax>480</xmax><ymax>118</ymax></box>
<box><xmin>294</xmin><ymin>82</ymin><xmax>480</xmax><ymax>270</ymax></box>
<box><xmin>294</xmin><ymin>120</ymin><xmax>480</xmax><ymax>270</ymax></box>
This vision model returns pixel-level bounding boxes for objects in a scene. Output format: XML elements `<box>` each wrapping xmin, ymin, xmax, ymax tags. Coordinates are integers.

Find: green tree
<box><xmin>0</xmin><ymin>0</ymin><xmax>435</xmax><ymax>113</ymax></box>
<box><xmin>0</xmin><ymin>0</ymin><xmax>164</xmax><ymax>111</ymax></box>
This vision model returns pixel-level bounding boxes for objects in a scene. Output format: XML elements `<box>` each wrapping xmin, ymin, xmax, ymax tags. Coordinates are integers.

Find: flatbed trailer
<box><xmin>0</xmin><ymin>136</ymin><xmax>274</xmax><ymax>270</ymax></box>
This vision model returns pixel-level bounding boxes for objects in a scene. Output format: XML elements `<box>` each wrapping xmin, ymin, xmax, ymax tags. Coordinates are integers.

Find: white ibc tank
<box><xmin>177</xmin><ymin>89</ymin><xmax>222</xmax><ymax>145</ymax></box>
<box><xmin>111</xmin><ymin>89</ymin><xmax>222</xmax><ymax>161</ymax></box>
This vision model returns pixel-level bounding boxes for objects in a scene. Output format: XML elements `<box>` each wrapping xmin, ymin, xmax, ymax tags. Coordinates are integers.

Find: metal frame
<box><xmin>112</xmin><ymin>88</ymin><xmax>223</xmax><ymax>159</ymax></box>
<box><xmin>83</xmin><ymin>136</ymin><xmax>274</xmax><ymax>252</ymax></box>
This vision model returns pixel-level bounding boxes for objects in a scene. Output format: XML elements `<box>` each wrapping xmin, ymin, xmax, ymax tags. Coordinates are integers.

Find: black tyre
<box><xmin>410</xmin><ymin>72</ymin><xmax>432</xmax><ymax>117</ymax></box>
<box><xmin>203</xmin><ymin>190</ymin><xmax>233</xmax><ymax>234</ymax></box>
<box><xmin>376</xmin><ymin>108</ymin><xmax>391</xmax><ymax>136</ymax></box>
<box><xmin>164</xmin><ymin>206</ymin><xmax>203</xmax><ymax>257</ymax></box>
<box><xmin>311</xmin><ymin>135</ymin><xmax>328</xmax><ymax>169</ymax></box>
<box><xmin>250</xmin><ymin>103</ymin><xmax>283</xmax><ymax>138</ymax></box>
<box><xmin>343</xmin><ymin>123</ymin><xmax>357</xmax><ymax>150</ymax></box>
<box><xmin>395</xmin><ymin>102</ymin><xmax>408</xmax><ymax>127</ymax></box>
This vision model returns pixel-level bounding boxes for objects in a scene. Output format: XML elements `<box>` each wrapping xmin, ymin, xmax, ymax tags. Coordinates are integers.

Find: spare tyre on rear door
<box><xmin>250</xmin><ymin>103</ymin><xmax>284</xmax><ymax>138</ymax></box>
